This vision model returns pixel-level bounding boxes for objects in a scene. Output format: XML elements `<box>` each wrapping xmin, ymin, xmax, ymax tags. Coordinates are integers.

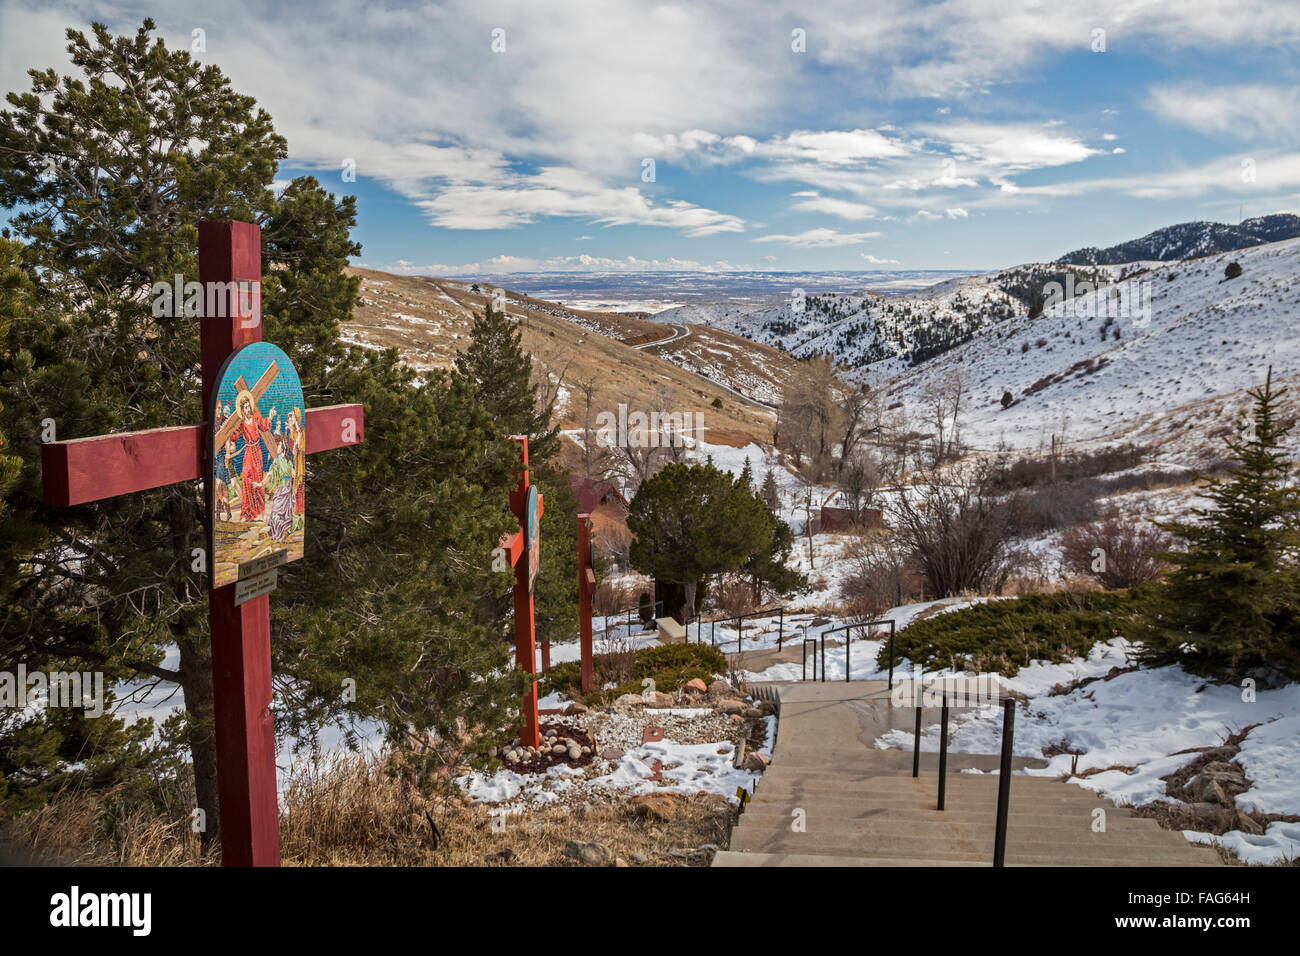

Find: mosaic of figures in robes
<box><xmin>210</xmin><ymin>342</ymin><xmax>306</xmax><ymax>588</ymax></box>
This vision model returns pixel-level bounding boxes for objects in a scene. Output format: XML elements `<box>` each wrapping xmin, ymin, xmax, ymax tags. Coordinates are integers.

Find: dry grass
<box><xmin>1</xmin><ymin>754</ymin><xmax>737</xmax><ymax>867</ymax></box>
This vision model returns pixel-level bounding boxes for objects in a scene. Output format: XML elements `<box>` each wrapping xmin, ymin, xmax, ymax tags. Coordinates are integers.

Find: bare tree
<box><xmin>888</xmin><ymin>461</ymin><xmax>1020</xmax><ymax>597</ymax></box>
<box><xmin>839</xmin><ymin>529</ymin><xmax>919</xmax><ymax>617</ymax></box>
<box><xmin>1059</xmin><ymin>512</ymin><xmax>1174</xmax><ymax>589</ymax></box>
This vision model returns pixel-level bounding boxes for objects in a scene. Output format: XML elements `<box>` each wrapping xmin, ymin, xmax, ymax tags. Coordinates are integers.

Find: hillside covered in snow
<box><xmin>884</xmin><ymin>237</ymin><xmax>1300</xmax><ymax>458</ymax></box>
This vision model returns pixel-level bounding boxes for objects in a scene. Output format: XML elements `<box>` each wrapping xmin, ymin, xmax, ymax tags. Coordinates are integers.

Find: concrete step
<box><xmin>730</xmin><ymin>819</ymin><xmax>1191</xmax><ymax>850</ymax></box>
<box><xmin>770</xmin><ymin>750</ymin><xmax>1048</xmax><ymax>772</ymax></box>
<box><xmin>755</xmin><ymin>770</ymin><xmax>1098</xmax><ymax>791</ymax></box>
<box><xmin>737</xmin><ymin>804</ymin><xmax>1146</xmax><ymax>826</ymax></box>
<box><xmin>727</xmin><ymin>832</ymin><xmax>1216</xmax><ymax>864</ymax></box>
<box><xmin>751</xmin><ymin>781</ymin><xmax>1111</xmax><ymax>807</ymax></box>
<box><xmin>712</xmin><ymin>850</ymin><xmax>1220</xmax><ymax>868</ymax></box>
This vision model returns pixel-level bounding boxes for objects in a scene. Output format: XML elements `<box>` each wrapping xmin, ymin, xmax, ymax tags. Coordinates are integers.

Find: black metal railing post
<box><xmin>888</xmin><ymin>620</ymin><xmax>896</xmax><ymax>690</ymax></box>
<box><xmin>778</xmin><ymin>607</ymin><xmax>784</xmax><ymax>649</ymax></box>
<box><xmin>820</xmin><ymin>634</ymin><xmax>826</xmax><ymax>683</ymax></box>
<box><xmin>937</xmin><ymin>692</ymin><xmax>949</xmax><ymax>811</ymax></box>
<box><xmin>845</xmin><ymin>627</ymin><xmax>851</xmax><ymax>682</ymax></box>
<box><xmin>912</xmin><ymin>705</ymin><xmax>922</xmax><ymax>778</ymax></box>
<box><xmin>993</xmin><ymin>697</ymin><xmax>1015</xmax><ymax>867</ymax></box>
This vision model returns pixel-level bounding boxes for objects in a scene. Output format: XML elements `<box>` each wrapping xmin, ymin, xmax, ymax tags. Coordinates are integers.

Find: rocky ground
<box><xmin>456</xmin><ymin>677</ymin><xmax>778</xmax><ymax>865</ymax></box>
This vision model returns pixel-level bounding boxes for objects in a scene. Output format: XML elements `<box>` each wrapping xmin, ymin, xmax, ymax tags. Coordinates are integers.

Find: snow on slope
<box><xmin>655</xmin><ymin>277</ymin><xmax>1023</xmax><ymax>374</ymax></box>
<box><xmin>884</xmin><ymin>238</ymin><xmax>1300</xmax><ymax>455</ymax></box>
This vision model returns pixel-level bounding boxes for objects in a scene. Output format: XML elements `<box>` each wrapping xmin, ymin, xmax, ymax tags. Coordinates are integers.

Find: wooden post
<box><xmin>577</xmin><ymin>513</ymin><xmax>595</xmax><ymax>694</ymax></box>
<box><xmin>508</xmin><ymin>436</ymin><xmax>541</xmax><ymax>748</ymax></box>
<box><xmin>199</xmin><ymin>220</ymin><xmax>280</xmax><ymax>867</ymax></box>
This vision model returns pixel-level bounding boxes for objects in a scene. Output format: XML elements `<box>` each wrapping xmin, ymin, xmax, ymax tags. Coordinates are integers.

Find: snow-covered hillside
<box><xmin>1058</xmin><ymin>213</ymin><xmax>1300</xmax><ymax>266</ymax></box>
<box><xmin>884</xmin><ymin>238</ymin><xmax>1300</xmax><ymax>456</ymax></box>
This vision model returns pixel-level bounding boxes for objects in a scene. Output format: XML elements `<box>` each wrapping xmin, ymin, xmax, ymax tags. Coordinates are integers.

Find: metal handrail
<box><xmin>695</xmin><ymin>605</ymin><xmax>785</xmax><ymax>652</ymax></box>
<box><xmin>600</xmin><ymin>599</ymin><xmax>663</xmax><ymax>642</ymax></box>
<box><xmin>798</xmin><ymin>617</ymin><xmax>897</xmax><ymax>686</ymax></box>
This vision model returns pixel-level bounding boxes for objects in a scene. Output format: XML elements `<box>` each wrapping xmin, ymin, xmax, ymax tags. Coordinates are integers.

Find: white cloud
<box><xmin>788</xmin><ymin>191</ymin><xmax>881</xmax><ymax>220</ymax></box>
<box><xmin>1147</xmin><ymin>83</ymin><xmax>1300</xmax><ymax>143</ymax></box>
<box><xmin>861</xmin><ymin>253</ymin><xmax>901</xmax><ymax>264</ymax></box>
<box><xmin>751</xmin><ymin>228</ymin><xmax>882</xmax><ymax>247</ymax></box>
<box><xmin>370</xmin><ymin>253</ymin><xmax>755</xmax><ymax>275</ymax></box>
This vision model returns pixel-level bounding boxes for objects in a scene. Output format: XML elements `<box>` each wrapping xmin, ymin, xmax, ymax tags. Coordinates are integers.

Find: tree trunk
<box><xmin>178</xmin><ymin>635</ymin><xmax>221</xmax><ymax>854</ymax></box>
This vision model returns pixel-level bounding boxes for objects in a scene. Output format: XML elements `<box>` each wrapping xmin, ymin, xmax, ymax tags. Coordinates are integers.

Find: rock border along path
<box><xmin>714</xmin><ymin>680</ymin><xmax>1223</xmax><ymax>867</ymax></box>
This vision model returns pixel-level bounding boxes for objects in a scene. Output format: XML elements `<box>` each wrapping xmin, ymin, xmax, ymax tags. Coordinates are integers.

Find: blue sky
<box><xmin>3</xmin><ymin>1</ymin><xmax>1298</xmax><ymax>272</ymax></box>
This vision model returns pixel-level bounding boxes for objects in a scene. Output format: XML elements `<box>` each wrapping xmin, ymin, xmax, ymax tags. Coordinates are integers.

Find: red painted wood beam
<box><xmin>40</xmin><ymin>404</ymin><xmax>364</xmax><ymax>506</ymax></box>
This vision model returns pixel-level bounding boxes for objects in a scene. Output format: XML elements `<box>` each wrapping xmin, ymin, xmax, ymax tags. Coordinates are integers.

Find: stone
<box><xmin>717</xmin><ymin>699</ymin><xmax>746</xmax><ymax>715</ymax></box>
<box><xmin>614</xmin><ymin>857</ymin><xmax>629</xmax><ymax>867</ymax></box>
<box><xmin>630</xmin><ymin>852</ymin><xmax>648</xmax><ymax>864</ymax></box>
<box><xmin>742</xmin><ymin>751</ymin><xmax>771</xmax><ymax>772</ymax></box>
<box><xmin>644</xmin><ymin>690</ymin><xmax>675</xmax><ymax>708</ymax></box>
<box><xmin>629</xmin><ymin>792</ymin><xmax>684</xmax><ymax>821</ymax></box>
<box><xmin>552</xmin><ymin>744</ymin><xmax>568</xmax><ymax>756</ymax></box>
<box><xmin>567</xmin><ymin>745</ymin><xmax>582</xmax><ymax>760</ymax></box>
<box><xmin>600</xmin><ymin>747</ymin><xmax>624</xmax><ymax>760</ymax></box>
<box><xmin>756</xmin><ymin>700</ymin><xmax>777</xmax><ymax>716</ymax></box>
<box><xmin>564</xmin><ymin>702</ymin><xmax>589</xmax><ymax>716</ymax></box>
<box><xmin>683</xmin><ymin>678</ymin><xmax>708</xmax><ymax>695</ymax></box>
<box><xmin>1190</xmin><ymin>774</ymin><xmax>1230</xmax><ymax>805</ymax></box>
<box><xmin>707</xmin><ymin>679</ymin><xmax>736</xmax><ymax>699</ymax></box>
<box><xmin>614</xmin><ymin>693</ymin><xmax>643</xmax><ymax>708</ymax></box>
<box><xmin>743</xmin><ymin>707</ymin><xmax>764</xmax><ymax>719</ymax></box>
<box><xmin>1235</xmin><ymin>810</ymin><xmax>1264</xmax><ymax>835</ymax></box>
<box><xmin>563</xmin><ymin>840</ymin><xmax>613</xmax><ymax>865</ymax></box>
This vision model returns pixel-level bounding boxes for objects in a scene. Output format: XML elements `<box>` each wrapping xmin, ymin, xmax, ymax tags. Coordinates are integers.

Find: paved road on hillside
<box><xmin>634</xmin><ymin>322</ymin><xmax>779</xmax><ymax>414</ymax></box>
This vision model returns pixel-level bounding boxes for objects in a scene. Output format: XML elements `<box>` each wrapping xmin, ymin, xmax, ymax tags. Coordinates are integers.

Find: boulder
<box><xmin>756</xmin><ymin>700</ymin><xmax>777</xmax><ymax>716</ymax></box>
<box><xmin>743</xmin><ymin>707</ymin><xmax>764</xmax><ymax>719</ymax></box>
<box><xmin>629</xmin><ymin>792</ymin><xmax>683</xmax><ymax>821</ymax></box>
<box><xmin>742</xmin><ymin>751</ymin><xmax>771</xmax><ymax>772</ymax></box>
<box><xmin>683</xmin><ymin>678</ymin><xmax>708</xmax><ymax>695</ymax></box>
<box><xmin>600</xmin><ymin>747</ymin><xmax>625</xmax><ymax>760</ymax></box>
<box><xmin>563</xmin><ymin>702</ymin><xmax>589</xmax><ymax>716</ymax></box>
<box><xmin>717</xmin><ymin>699</ymin><xmax>746</xmax><ymax>715</ymax></box>
<box><xmin>613</xmin><ymin>693</ymin><xmax>644</xmax><ymax>708</ymax></box>
<box><xmin>562</xmin><ymin>840</ymin><xmax>613</xmax><ymax>865</ymax></box>
<box><xmin>1235</xmin><ymin>810</ymin><xmax>1264</xmax><ymax>835</ymax></box>
<box><xmin>707</xmin><ymin>679</ymin><xmax>736</xmax><ymax>699</ymax></box>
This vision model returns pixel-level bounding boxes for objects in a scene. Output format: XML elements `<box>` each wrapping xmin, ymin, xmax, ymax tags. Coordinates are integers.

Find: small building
<box><xmin>818</xmin><ymin>489</ymin><xmax>885</xmax><ymax>533</ymax></box>
<box><xmin>569</xmin><ymin>474</ymin><xmax>629</xmax><ymax>515</ymax></box>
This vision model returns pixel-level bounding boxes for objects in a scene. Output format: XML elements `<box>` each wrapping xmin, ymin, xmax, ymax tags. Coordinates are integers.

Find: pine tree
<box><xmin>759</xmin><ymin>466</ymin><xmax>782</xmax><ymax>513</ymax></box>
<box><xmin>628</xmin><ymin>463</ymin><xmax>774</xmax><ymax>619</ymax></box>
<box><xmin>1137</xmin><ymin>369</ymin><xmax>1300</xmax><ymax>684</ymax></box>
<box><xmin>0</xmin><ymin>21</ymin><xmax>528</xmax><ymax>843</ymax></box>
<box><xmin>450</xmin><ymin>300</ymin><xmax>576</xmax><ymax>650</ymax></box>
<box><xmin>453</xmin><ymin>301</ymin><xmax>559</xmax><ymax>466</ymax></box>
<box><xmin>739</xmin><ymin>456</ymin><xmax>754</xmax><ymax>490</ymax></box>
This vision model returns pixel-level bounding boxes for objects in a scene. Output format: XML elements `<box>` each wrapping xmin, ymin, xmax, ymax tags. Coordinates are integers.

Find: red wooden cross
<box><xmin>499</xmin><ymin>436</ymin><xmax>543</xmax><ymax>747</ymax></box>
<box><xmin>40</xmin><ymin>220</ymin><xmax>364</xmax><ymax>867</ymax></box>
<box><xmin>577</xmin><ymin>513</ymin><xmax>596</xmax><ymax>694</ymax></box>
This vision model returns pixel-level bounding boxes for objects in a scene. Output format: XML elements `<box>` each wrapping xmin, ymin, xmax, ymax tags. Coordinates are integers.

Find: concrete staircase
<box><xmin>714</xmin><ymin>680</ymin><xmax>1222</xmax><ymax>867</ymax></box>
